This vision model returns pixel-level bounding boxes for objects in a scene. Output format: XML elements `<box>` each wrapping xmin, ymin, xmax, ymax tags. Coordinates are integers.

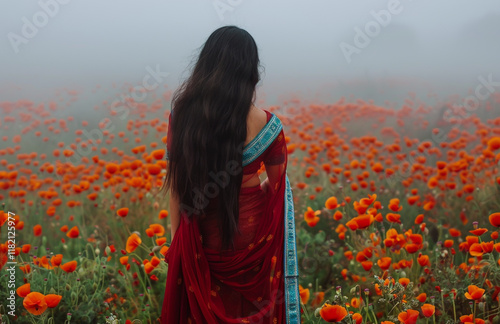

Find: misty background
<box><xmin>1</xmin><ymin>0</ymin><xmax>500</xmax><ymax>106</ymax></box>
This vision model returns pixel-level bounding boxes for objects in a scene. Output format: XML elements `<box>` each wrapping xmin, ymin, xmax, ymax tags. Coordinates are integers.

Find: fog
<box><xmin>1</xmin><ymin>0</ymin><xmax>500</xmax><ymax>105</ymax></box>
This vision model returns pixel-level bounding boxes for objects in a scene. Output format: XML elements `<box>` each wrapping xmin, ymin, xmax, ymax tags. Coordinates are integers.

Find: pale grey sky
<box><xmin>1</xmin><ymin>0</ymin><xmax>499</xmax><ymax>103</ymax></box>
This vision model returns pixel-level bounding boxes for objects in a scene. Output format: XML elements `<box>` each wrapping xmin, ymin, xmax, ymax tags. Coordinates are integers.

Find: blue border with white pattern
<box><xmin>242</xmin><ymin>114</ymin><xmax>300</xmax><ymax>324</ymax></box>
<box><xmin>284</xmin><ymin>175</ymin><xmax>300</xmax><ymax>323</ymax></box>
<box><xmin>242</xmin><ymin>114</ymin><xmax>282</xmax><ymax>165</ymax></box>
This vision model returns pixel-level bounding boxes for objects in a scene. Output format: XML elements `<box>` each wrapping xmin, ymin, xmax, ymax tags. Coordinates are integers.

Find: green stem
<box><xmin>440</xmin><ymin>291</ymin><xmax>445</xmax><ymax>320</ymax></box>
<box><xmin>300</xmin><ymin>301</ymin><xmax>311</xmax><ymax>321</ymax></box>
<box><xmin>452</xmin><ymin>295</ymin><xmax>456</xmax><ymax>323</ymax></box>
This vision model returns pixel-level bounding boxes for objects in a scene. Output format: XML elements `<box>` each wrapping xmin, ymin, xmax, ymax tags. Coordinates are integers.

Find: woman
<box><xmin>160</xmin><ymin>26</ymin><xmax>299</xmax><ymax>324</ymax></box>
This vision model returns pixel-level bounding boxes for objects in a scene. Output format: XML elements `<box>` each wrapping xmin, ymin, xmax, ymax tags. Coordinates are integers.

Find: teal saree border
<box><xmin>284</xmin><ymin>175</ymin><xmax>300</xmax><ymax>323</ymax></box>
<box><xmin>242</xmin><ymin>114</ymin><xmax>300</xmax><ymax>323</ymax></box>
<box><xmin>242</xmin><ymin>114</ymin><xmax>282</xmax><ymax>165</ymax></box>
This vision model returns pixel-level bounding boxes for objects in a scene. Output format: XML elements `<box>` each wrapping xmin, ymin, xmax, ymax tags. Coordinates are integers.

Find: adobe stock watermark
<box><xmin>339</xmin><ymin>0</ymin><xmax>414</xmax><ymax>64</ymax></box>
<box><xmin>212</xmin><ymin>0</ymin><xmax>243</xmax><ymax>21</ymax></box>
<box><xmin>385</xmin><ymin>73</ymin><xmax>500</xmax><ymax>188</ymax></box>
<box><xmin>5</xmin><ymin>211</ymin><xmax>18</xmax><ymax>317</ymax></box>
<box><xmin>8</xmin><ymin>0</ymin><xmax>71</xmax><ymax>54</ymax></box>
<box><xmin>54</xmin><ymin>65</ymin><xmax>168</xmax><ymax>180</ymax></box>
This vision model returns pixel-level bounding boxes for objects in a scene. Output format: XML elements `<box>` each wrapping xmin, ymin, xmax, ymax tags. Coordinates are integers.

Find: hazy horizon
<box><xmin>1</xmin><ymin>1</ymin><xmax>500</xmax><ymax>105</ymax></box>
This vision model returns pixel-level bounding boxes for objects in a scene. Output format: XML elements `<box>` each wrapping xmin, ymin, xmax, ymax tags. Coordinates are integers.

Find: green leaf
<box><xmin>314</xmin><ymin>231</ymin><xmax>326</xmax><ymax>243</ymax></box>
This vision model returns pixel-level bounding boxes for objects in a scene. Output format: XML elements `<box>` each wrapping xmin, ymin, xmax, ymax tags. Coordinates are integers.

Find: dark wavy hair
<box><xmin>160</xmin><ymin>26</ymin><xmax>261</xmax><ymax>250</ymax></box>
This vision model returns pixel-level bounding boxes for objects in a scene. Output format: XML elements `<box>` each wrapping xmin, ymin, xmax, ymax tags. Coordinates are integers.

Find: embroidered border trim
<box><xmin>284</xmin><ymin>175</ymin><xmax>300</xmax><ymax>323</ymax></box>
<box><xmin>241</xmin><ymin>114</ymin><xmax>300</xmax><ymax>322</ymax></box>
<box><xmin>242</xmin><ymin>114</ymin><xmax>282</xmax><ymax>166</ymax></box>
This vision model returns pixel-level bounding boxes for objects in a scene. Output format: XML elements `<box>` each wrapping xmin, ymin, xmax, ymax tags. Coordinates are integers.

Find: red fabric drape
<box><xmin>160</xmin><ymin>111</ymin><xmax>288</xmax><ymax>323</ymax></box>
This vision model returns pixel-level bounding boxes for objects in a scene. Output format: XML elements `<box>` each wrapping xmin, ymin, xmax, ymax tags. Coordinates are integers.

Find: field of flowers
<box><xmin>0</xmin><ymin>83</ymin><xmax>500</xmax><ymax>323</ymax></box>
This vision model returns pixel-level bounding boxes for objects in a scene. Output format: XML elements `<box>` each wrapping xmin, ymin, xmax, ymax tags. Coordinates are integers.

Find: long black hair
<box><xmin>160</xmin><ymin>26</ymin><xmax>261</xmax><ymax>250</ymax></box>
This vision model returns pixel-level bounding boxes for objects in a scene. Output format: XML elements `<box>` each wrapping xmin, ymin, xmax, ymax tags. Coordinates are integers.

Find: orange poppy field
<box><xmin>0</xmin><ymin>83</ymin><xmax>500</xmax><ymax>323</ymax></box>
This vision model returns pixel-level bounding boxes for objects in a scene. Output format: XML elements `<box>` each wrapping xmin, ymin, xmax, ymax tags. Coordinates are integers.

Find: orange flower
<box><xmin>319</xmin><ymin>304</ymin><xmax>347</xmax><ymax>322</ymax></box>
<box><xmin>469</xmin><ymin>228</ymin><xmax>488</xmax><ymax>236</ymax></box>
<box><xmin>148</xmin><ymin>224</ymin><xmax>165</xmax><ymax>236</ymax></box>
<box><xmin>361</xmin><ymin>260</ymin><xmax>373</xmax><ymax>271</ymax></box>
<box><xmin>325</xmin><ymin>196</ymin><xmax>338</xmax><ymax>209</ymax></box>
<box><xmin>61</xmin><ymin>260</ymin><xmax>77</xmax><ymax>273</ymax></box>
<box><xmin>0</xmin><ymin>210</ymin><xmax>8</xmax><ymax>226</ymax></box>
<box><xmin>377</xmin><ymin>257</ymin><xmax>392</xmax><ymax>271</ymax></box>
<box><xmin>16</xmin><ymin>283</ymin><xmax>30</xmax><ymax>298</ymax></box>
<box><xmin>126</xmin><ymin>233</ymin><xmax>142</xmax><ymax>253</ymax></box>
<box><xmin>359</xmin><ymin>194</ymin><xmax>377</xmax><ymax>207</ymax></box>
<box><xmin>346</xmin><ymin>214</ymin><xmax>374</xmax><ymax>231</ymax></box>
<box><xmin>372</xmin><ymin>162</ymin><xmax>383</xmax><ymax>173</ymax></box>
<box><xmin>23</xmin><ymin>292</ymin><xmax>48</xmax><ymax>315</ymax></box>
<box><xmin>352</xmin><ymin>313</ymin><xmax>363</xmax><ymax>324</ymax></box>
<box><xmin>416</xmin><ymin>292</ymin><xmax>427</xmax><ymax>303</ymax></box>
<box><xmin>156</xmin><ymin>237</ymin><xmax>167</xmax><ymax>246</ymax></box>
<box><xmin>487</xmin><ymin>137</ymin><xmax>500</xmax><ymax>151</ymax></box>
<box><xmin>117</xmin><ymin>207</ymin><xmax>129</xmax><ymax>217</ymax></box>
<box><xmin>304</xmin><ymin>207</ymin><xmax>321</xmax><ymax>227</ymax></box>
<box><xmin>296</xmin><ymin>182</ymin><xmax>307</xmax><ymax>189</ymax></box>
<box><xmin>33</xmin><ymin>224</ymin><xmax>42</xmax><ymax>236</ymax></box>
<box><xmin>298</xmin><ymin>285</ymin><xmax>310</xmax><ymax>304</ymax></box>
<box><xmin>36</xmin><ymin>255</ymin><xmax>54</xmax><ymax>270</ymax></box>
<box><xmin>19</xmin><ymin>264</ymin><xmax>31</xmax><ymax>275</ymax></box>
<box><xmin>66</xmin><ymin>226</ymin><xmax>79</xmax><ymax>238</ymax></box>
<box><xmin>147</xmin><ymin>164</ymin><xmax>162</xmax><ymax>176</ymax></box>
<box><xmin>427</xmin><ymin>177</ymin><xmax>438</xmax><ymax>189</ymax></box>
<box><xmin>386</xmin><ymin>213</ymin><xmax>401</xmax><ymax>224</ymax></box>
<box><xmin>22</xmin><ymin>244</ymin><xmax>31</xmax><ymax>253</ymax></box>
<box><xmin>489</xmin><ymin>213</ymin><xmax>500</xmax><ymax>227</ymax></box>
<box><xmin>160</xmin><ymin>245</ymin><xmax>169</xmax><ymax>257</ymax></box>
<box><xmin>144</xmin><ymin>261</ymin><xmax>155</xmax><ymax>274</ymax></box>
<box><xmin>106</xmin><ymin>163</ymin><xmax>119</xmax><ymax>174</ymax></box>
<box><xmin>87</xmin><ymin>192</ymin><xmax>98</xmax><ymax>201</ymax></box>
<box><xmin>460</xmin><ymin>314</ymin><xmax>485</xmax><ymax>324</ymax></box>
<box><xmin>333</xmin><ymin>210</ymin><xmax>343</xmax><ymax>221</ymax></box>
<box><xmin>405</xmin><ymin>243</ymin><xmax>421</xmax><ymax>254</ymax></box>
<box><xmin>398</xmin><ymin>278</ymin><xmax>410</xmax><ymax>288</ymax></box>
<box><xmin>50</xmin><ymin>254</ymin><xmax>63</xmax><ymax>267</ymax></box>
<box><xmin>388</xmin><ymin>198</ymin><xmax>403</xmax><ymax>212</ymax></box>
<box><xmin>351</xmin><ymin>297</ymin><xmax>362</xmax><ymax>308</ymax></box>
<box><xmin>481</xmin><ymin>241</ymin><xmax>494</xmax><ymax>253</ymax></box>
<box><xmin>119</xmin><ymin>256</ymin><xmax>129</xmax><ymax>265</ymax></box>
<box><xmin>44</xmin><ymin>294</ymin><xmax>62</xmax><ymax>308</ymax></box>
<box><xmin>158</xmin><ymin>210</ymin><xmax>169</xmax><ymax>219</ymax></box>
<box><xmin>151</xmin><ymin>149</ymin><xmax>165</xmax><ymax>160</ymax></box>
<box><xmin>398</xmin><ymin>309</ymin><xmax>419</xmax><ymax>324</ymax></box>
<box><xmin>469</xmin><ymin>243</ymin><xmax>483</xmax><ymax>257</ymax></box>
<box><xmin>464</xmin><ymin>285</ymin><xmax>485</xmax><ymax>300</ymax></box>
<box><xmin>150</xmin><ymin>256</ymin><xmax>160</xmax><ymax>267</ymax></box>
<box><xmin>421</xmin><ymin>304</ymin><xmax>435</xmax><ymax>317</ymax></box>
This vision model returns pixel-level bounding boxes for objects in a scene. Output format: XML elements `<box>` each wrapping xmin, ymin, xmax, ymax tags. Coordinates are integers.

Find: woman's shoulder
<box><xmin>253</xmin><ymin>106</ymin><xmax>269</xmax><ymax>121</ymax></box>
<box><xmin>247</xmin><ymin>106</ymin><xmax>268</xmax><ymax>133</ymax></box>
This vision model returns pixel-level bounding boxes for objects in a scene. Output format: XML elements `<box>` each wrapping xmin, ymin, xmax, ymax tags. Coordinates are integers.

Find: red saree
<box><xmin>160</xmin><ymin>110</ymin><xmax>299</xmax><ymax>323</ymax></box>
